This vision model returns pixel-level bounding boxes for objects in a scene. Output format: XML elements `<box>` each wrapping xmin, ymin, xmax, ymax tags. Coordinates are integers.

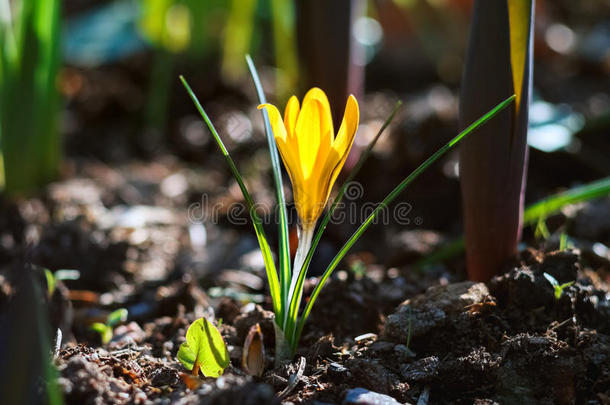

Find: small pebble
<box><xmin>343</xmin><ymin>387</ymin><xmax>403</xmax><ymax>405</ymax></box>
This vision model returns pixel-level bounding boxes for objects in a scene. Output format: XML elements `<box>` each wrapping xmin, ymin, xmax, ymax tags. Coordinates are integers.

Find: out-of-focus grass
<box><xmin>0</xmin><ymin>0</ymin><xmax>61</xmax><ymax>194</ymax></box>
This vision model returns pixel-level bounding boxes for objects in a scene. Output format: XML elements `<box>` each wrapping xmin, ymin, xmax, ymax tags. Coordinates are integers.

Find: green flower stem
<box><xmin>284</xmin><ymin>223</ymin><xmax>315</xmax><ymax>333</ymax></box>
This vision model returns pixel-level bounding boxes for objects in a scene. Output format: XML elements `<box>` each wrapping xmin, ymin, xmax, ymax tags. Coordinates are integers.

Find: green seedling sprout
<box><xmin>90</xmin><ymin>308</ymin><xmax>128</xmax><ymax>345</ymax></box>
<box><xmin>543</xmin><ymin>273</ymin><xmax>575</xmax><ymax>300</ymax></box>
<box><xmin>177</xmin><ymin>318</ymin><xmax>229</xmax><ymax>378</ymax></box>
<box><xmin>180</xmin><ymin>57</ymin><xmax>514</xmax><ymax>361</ymax></box>
<box><xmin>44</xmin><ymin>269</ymin><xmax>80</xmax><ymax>297</ymax></box>
<box><xmin>405</xmin><ymin>305</ymin><xmax>413</xmax><ymax>353</ymax></box>
<box><xmin>559</xmin><ymin>232</ymin><xmax>570</xmax><ymax>251</ymax></box>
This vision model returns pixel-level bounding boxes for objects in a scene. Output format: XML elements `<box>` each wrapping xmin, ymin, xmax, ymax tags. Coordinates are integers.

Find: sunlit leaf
<box><xmin>177</xmin><ymin>318</ymin><xmax>229</xmax><ymax>378</ymax></box>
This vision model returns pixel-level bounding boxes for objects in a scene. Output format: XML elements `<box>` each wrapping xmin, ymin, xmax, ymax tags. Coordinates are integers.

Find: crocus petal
<box><xmin>283</xmin><ymin>96</ymin><xmax>300</xmax><ymax>140</ymax></box>
<box><xmin>259</xmin><ymin>103</ymin><xmax>302</xmax><ymax>188</ymax></box>
<box><xmin>295</xmin><ymin>98</ymin><xmax>331</xmax><ymax>180</ymax></box>
<box><xmin>325</xmin><ymin>95</ymin><xmax>359</xmax><ymax>202</ymax></box>
<box><xmin>258</xmin><ymin>104</ymin><xmax>287</xmax><ymax>142</ymax></box>
<box><xmin>275</xmin><ymin>135</ymin><xmax>301</xmax><ymax>192</ymax></box>
<box><xmin>267</xmin><ymin>89</ymin><xmax>360</xmax><ymax>227</ymax></box>
<box><xmin>303</xmin><ymin>87</ymin><xmax>334</xmax><ymax>139</ymax></box>
<box><xmin>332</xmin><ymin>95</ymin><xmax>359</xmax><ymax>157</ymax></box>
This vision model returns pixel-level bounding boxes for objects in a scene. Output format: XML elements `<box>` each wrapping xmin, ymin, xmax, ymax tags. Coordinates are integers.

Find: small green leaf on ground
<box><xmin>90</xmin><ymin>323</ymin><xmax>112</xmax><ymax>345</ymax></box>
<box><xmin>543</xmin><ymin>272</ymin><xmax>575</xmax><ymax>299</ymax></box>
<box><xmin>107</xmin><ymin>308</ymin><xmax>128</xmax><ymax>328</ymax></box>
<box><xmin>177</xmin><ymin>317</ymin><xmax>229</xmax><ymax>378</ymax></box>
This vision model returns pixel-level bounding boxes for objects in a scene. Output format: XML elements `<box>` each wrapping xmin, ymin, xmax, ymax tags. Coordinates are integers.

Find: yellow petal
<box><xmin>294</xmin><ymin>97</ymin><xmax>331</xmax><ymax>179</ymax></box>
<box><xmin>275</xmin><ymin>135</ymin><xmax>300</xmax><ymax>184</ymax></box>
<box><xmin>303</xmin><ymin>88</ymin><xmax>334</xmax><ymax>139</ymax></box>
<box><xmin>332</xmin><ymin>95</ymin><xmax>359</xmax><ymax>157</ymax></box>
<box><xmin>283</xmin><ymin>96</ymin><xmax>300</xmax><ymax>140</ymax></box>
<box><xmin>325</xmin><ymin>95</ymin><xmax>359</xmax><ymax>201</ymax></box>
<box><xmin>265</xmin><ymin>91</ymin><xmax>360</xmax><ymax>228</ymax></box>
<box><xmin>260</xmin><ymin>102</ymin><xmax>303</xmax><ymax>191</ymax></box>
<box><xmin>258</xmin><ymin>103</ymin><xmax>287</xmax><ymax>142</ymax></box>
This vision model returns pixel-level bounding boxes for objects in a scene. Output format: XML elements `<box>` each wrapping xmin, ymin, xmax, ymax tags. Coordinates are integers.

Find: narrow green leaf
<box><xmin>178</xmin><ymin>318</ymin><xmax>229</xmax><ymax>378</ymax></box>
<box><xmin>246</xmin><ymin>55</ymin><xmax>291</xmax><ymax>320</ymax></box>
<box><xmin>106</xmin><ymin>308</ymin><xmax>128</xmax><ymax>328</ymax></box>
<box><xmin>294</xmin><ymin>95</ymin><xmax>516</xmax><ymax>346</ymax></box>
<box><xmin>559</xmin><ymin>232</ymin><xmax>568</xmax><ymax>251</ymax></box>
<box><xmin>523</xmin><ymin>177</ymin><xmax>610</xmax><ymax>224</ymax></box>
<box><xmin>285</xmin><ymin>100</ymin><xmax>402</xmax><ymax>349</ymax></box>
<box><xmin>180</xmin><ymin>76</ymin><xmax>282</xmax><ymax>316</ymax></box>
<box><xmin>534</xmin><ymin>217</ymin><xmax>550</xmax><ymax>240</ymax></box>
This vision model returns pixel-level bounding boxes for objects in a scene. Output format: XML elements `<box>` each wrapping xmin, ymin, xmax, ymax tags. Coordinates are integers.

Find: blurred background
<box><xmin>1</xmin><ymin>0</ymin><xmax>610</xmax><ymax>316</ymax></box>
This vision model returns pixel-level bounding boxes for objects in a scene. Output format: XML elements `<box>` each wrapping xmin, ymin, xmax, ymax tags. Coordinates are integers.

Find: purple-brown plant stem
<box><xmin>459</xmin><ymin>0</ymin><xmax>533</xmax><ymax>281</ymax></box>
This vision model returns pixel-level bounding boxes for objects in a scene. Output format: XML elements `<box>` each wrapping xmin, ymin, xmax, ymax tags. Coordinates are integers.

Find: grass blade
<box><xmin>417</xmin><ymin>175</ymin><xmax>610</xmax><ymax>268</ymax></box>
<box><xmin>294</xmin><ymin>95</ymin><xmax>516</xmax><ymax>346</ymax></box>
<box><xmin>245</xmin><ymin>55</ymin><xmax>291</xmax><ymax>320</ymax></box>
<box><xmin>285</xmin><ymin>100</ymin><xmax>402</xmax><ymax>348</ymax></box>
<box><xmin>523</xmin><ymin>177</ymin><xmax>610</xmax><ymax>225</ymax></box>
<box><xmin>180</xmin><ymin>76</ymin><xmax>282</xmax><ymax>317</ymax></box>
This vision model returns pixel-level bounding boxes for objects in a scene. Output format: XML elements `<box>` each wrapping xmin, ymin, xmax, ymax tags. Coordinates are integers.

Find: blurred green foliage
<box><xmin>139</xmin><ymin>0</ymin><xmax>227</xmax><ymax>56</ymax></box>
<box><xmin>0</xmin><ymin>0</ymin><xmax>61</xmax><ymax>195</ymax></box>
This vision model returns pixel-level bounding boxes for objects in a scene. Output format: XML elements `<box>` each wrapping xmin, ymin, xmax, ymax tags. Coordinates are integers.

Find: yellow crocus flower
<box><xmin>258</xmin><ymin>88</ymin><xmax>359</xmax><ymax>229</ymax></box>
<box><xmin>259</xmin><ymin>88</ymin><xmax>359</xmax><ymax>296</ymax></box>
